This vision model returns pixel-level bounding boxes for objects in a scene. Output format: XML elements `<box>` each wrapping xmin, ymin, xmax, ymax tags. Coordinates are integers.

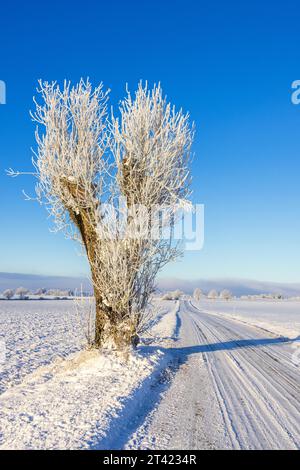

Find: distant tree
<box><xmin>3</xmin><ymin>289</ymin><xmax>14</xmax><ymax>300</ymax></box>
<box><xmin>174</xmin><ymin>290</ymin><xmax>184</xmax><ymax>300</ymax></box>
<box><xmin>193</xmin><ymin>288</ymin><xmax>202</xmax><ymax>302</ymax></box>
<box><xmin>208</xmin><ymin>289</ymin><xmax>218</xmax><ymax>300</ymax></box>
<box><xmin>15</xmin><ymin>287</ymin><xmax>29</xmax><ymax>300</ymax></box>
<box><xmin>273</xmin><ymin>293</ymin><xmax>283</xmax><ymax>300</ymax></box>
<box><xmin>220</xmin><ymin>289</ymin><xmax>232</xmax><ymax>300</ymax></box>
<box><xmin>162</xmin><ymin>290</ymin><xmax>184</xmax><ymax>300</ymax></box>
<box><xmin>34</xmin><ymin>288</ymin><xmax>47</xmax><ymax>295</ymax></box>
<box><xmin>47</xmin><ymin>289</ymin><xmax>70</xmax><ymax>297</ymax></box>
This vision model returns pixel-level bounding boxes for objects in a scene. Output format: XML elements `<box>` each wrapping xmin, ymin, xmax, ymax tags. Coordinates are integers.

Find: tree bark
<box><xmin>60</xmin><ymin>176</ymin><xmax>139</xmax><ymax>349</ymax></box>
<box><xmin>60</xmin><ymin>177</ymin><xmax>107</xmax><ymax>346</ymax></box>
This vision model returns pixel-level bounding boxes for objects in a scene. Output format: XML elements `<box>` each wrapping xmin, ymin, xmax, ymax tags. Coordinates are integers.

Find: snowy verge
<box><xmin>147</xmin><ymin>299</ymin><xmax>180</xmax><ymax>343</ymax></box>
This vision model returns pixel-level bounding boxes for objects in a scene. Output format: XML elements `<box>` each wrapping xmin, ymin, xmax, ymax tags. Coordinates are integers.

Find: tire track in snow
<box><xmin>183</xmin><ymin>300</ymin><xmax>300</xmax><ymax>449</ymax></box>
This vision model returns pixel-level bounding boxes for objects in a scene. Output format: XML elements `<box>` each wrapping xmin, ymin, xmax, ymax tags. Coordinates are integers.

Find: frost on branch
<box><xmin>11</xmin><ymin>80</ymin><xmax>194</xmax><ymax>350</ymax></box>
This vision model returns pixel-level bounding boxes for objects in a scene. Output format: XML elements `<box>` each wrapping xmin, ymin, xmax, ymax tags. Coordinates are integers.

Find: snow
<box><xmin>0</xmin><ymin>349</ymin><xmax>166</xmax><ymax>449</ymax></box>
<box><xmin>0</xmin><ymin>300</ymin><xmax>85</xmax><ymax>394</ymax></box>
<box><xmin>178</xmin><ymin>300</ymin><xmax>300</xmax><ymax>449</ymax></box>
<box><xmin>198</xmin><ymin>299</ymin><xmax>300</xmax><ymax>339</ymax></box>
<box><xmin>0</xmin><ymin>299</ymin><xmax>178</xmax><ymax>449</ymax></box>
<box><xmin>0</xmin><ymin>298</ymin><xmax>299</xmax><ymax>449</ymax></box>
<box><xmin>128</xmin><ymin>299</ymin><xmax>300</xmax><ymax>450</ymax></box>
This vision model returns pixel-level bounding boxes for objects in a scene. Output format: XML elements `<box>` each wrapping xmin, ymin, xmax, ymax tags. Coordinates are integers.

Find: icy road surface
<box><xmin>127</xmin><ymin>300</ymin><xmax>300</xmax><ymax>449</ymax></box>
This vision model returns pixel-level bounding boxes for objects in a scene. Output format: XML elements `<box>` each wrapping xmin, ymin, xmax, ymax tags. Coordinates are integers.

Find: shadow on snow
<box><xmin>91</xmin><ymin>310</ymin><xmax>300</xmax><ymax>450</ymax></box>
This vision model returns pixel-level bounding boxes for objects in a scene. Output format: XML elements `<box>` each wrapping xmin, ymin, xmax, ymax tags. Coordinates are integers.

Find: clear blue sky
<box><xmin>1</xmin><ymin>0</ymin><xmax>300</xmax><ymax>283</ymax></box>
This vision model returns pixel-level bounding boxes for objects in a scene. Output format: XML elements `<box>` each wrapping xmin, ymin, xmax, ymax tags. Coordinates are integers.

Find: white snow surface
<box><xmin>0</xmin><ymin>299</ymin><xmax>178</xmax><ymax>449</ymax></box>
<box><xmin>0</xmin><ymin>298</ymin><xmax>299</xmax><ymax>449</ymax></box>
<box><xmin>0</xmin><ymin>300</ymin><xmax>85</xmax><ymax>394</ymax></box>
<box><xmin>198</xmin><ymin>299</ymin><xmax>300</xmax><ymax>339</ymax></box>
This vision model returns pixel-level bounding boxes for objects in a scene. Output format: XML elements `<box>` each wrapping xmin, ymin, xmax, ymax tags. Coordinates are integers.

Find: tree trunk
<box><xmin>61</xmin><ymin>177</ymin><xmax>139</xmax><ymax>350</ymax></box>
<box><xmin>94</xmin><ymin>293</ymin><xmax>108</xmax><ymax>347</ymax></box>
<box><xmin>94</xmin><ymin>290</ymin><xmax>139</xmax><ymax>349</ymax></box>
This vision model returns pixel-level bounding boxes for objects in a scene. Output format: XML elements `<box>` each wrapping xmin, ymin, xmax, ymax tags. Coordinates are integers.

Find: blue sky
<box><xmin>1</xmin><ymin>0</ymin><xmax>300</xmax><ymax>282</ymax></box>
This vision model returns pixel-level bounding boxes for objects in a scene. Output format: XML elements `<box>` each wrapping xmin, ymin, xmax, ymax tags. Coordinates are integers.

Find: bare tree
<box><xmin>3</xmin><ymin>289</ymin><xmax>14</xmax><ymax>300</ymax></box>
<box><xmin>34</xmin><ymin>288</ymin><xmax>47</xmax><ymax>295</ymax></box>
<box><xmin>193</xmin><ymin>288</ymin><xmax>202</xmax><ymax>302</ymax></box>
<box><xmin>162</xmin><ymin>290</ymin><xmax>184</xmax><ymax>301</ymax></box>
<box><xmin>220</xmin><ymin>289</ymin><xmax>232</xmax><ymax>300</ymax></box>
<box><xmin>15</xmin><ymin>287</ymin><xmax>29</xmax><ymax>300</ymax></box>
<box><xmin>9</xmin><ymin>80</ymin><xmax>193</xmax><ymax>349</ymax></box>
<box><xmin>208</xmin><ymin>289</ymin><xmax>218</xmax><ymax>300</ymax></box>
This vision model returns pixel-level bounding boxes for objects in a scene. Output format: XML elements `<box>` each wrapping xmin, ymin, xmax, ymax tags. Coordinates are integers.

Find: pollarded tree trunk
<box><xmin>61</xmin><ymin>175</ymin><xmax>138</xmax><ymax>349</ymax></box>
<box><xmin>93</xmin><ymin>285</ymin><xmax>108</xmax><ymax>347</ymax></box>
<box><xmin>89</xmin><ymin>251</ymin><xmax>139</xmax><ymax>349</ymax></box>
<box><xmin>60</xmin><ymin>177</ymin><xmax>108</xmax><ymax>347</ymax></box>
<box><xmin>93</xmin><ymin>286</ymin><xmax>139</xmax><ymax>348</ymax></box>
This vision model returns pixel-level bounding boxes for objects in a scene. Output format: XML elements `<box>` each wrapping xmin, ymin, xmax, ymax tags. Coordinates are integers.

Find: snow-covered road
<box><xmin>1</xmin><ymin>299</ymin><xmax>299</xmax><ymax>449</ymax></box>
<box><xmin>129</xmin><ymin>300</ymin><xmax>300</xmax><ymax>449</ymax></box>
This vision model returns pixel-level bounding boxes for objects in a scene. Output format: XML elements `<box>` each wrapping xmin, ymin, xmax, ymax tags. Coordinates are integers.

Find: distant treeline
<box><xmin>1</xmin><ymin>287</ymin><xmax>91</xmax><ymax>300</ymax></box>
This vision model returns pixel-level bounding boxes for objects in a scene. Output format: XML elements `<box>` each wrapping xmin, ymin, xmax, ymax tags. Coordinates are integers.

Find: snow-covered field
<box><xmin>199</xmin><ymin>299</ymin><xmax>300</xmax><ymax>339</ymax></box>
<box><xmin>0</xmin><ymin>298</ymin><xmax>299</xmax><ymax>449</ymax></box>
<box><xmin>0</xmin><ymin>300</ymin><xmax>85</xmax><ymax>394</ymax></box>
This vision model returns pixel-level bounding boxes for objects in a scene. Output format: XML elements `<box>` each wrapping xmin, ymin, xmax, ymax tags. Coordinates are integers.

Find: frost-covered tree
<box><xmin>220</xmin><ymin>289</ymin><xmax>232</xmax><ymax>300</ymax></box>
<box><xmin>273</xmin><ymin>292</ymin><xmax>283</xmax><ymax>300</ymax></box>
<box><xmin>162</xmin><ymin>290</ymin><xmax>184</xmax><ymax>300</ymax></box>
<box><xmin>208</xmin><ymin>289</ymin><xmax>218</xmax><ymax>300</ymax></box>
<box><xmin>3</xmin><ymin>289</ymin><xmax>14</xmax><ymax>300</ymax></box>
<box><xmin>15</xmin><ymin>287</ymin><xmax>29</xmax><ymax>300</ymax></box>
<box><xmin>34</xmin><ymin>288</ymin><xmax>47</xmax><ymax>295</ymax></box>
<box><xmin>47</xmin><ymin>289</ymin><xmax>70</xmax><ymax>297</ymax></box>
<box><xmin>193</xmin><ymin>288</ymin><xmax>202</xmax><ymax>302</ymax></box>
<box><xmin>10</xmin><ymin>80</ymin><xmax>193</xmax><ymax>349</ymax></box>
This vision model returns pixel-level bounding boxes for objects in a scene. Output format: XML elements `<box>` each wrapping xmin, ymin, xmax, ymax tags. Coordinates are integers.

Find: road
<box><xmin>127</xmin><ymin>300</ymin><xmax>300</xmax><ymax>449</ymax></box>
